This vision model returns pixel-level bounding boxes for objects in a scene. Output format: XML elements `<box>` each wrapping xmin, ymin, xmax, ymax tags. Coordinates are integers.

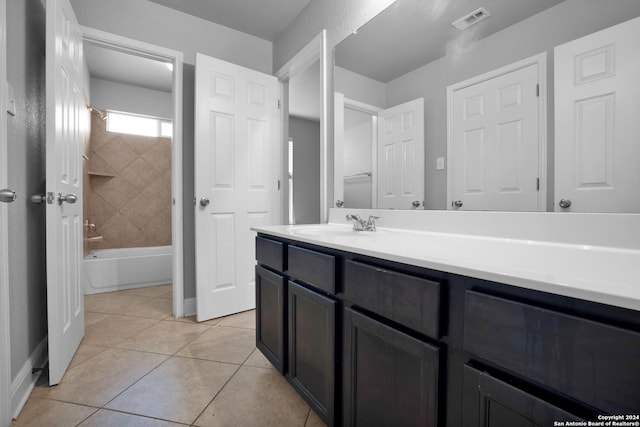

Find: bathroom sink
<box><xmin>289</xmin><ymin>224</ymin><xmax>388</xmax><ymax>238</ymax></box>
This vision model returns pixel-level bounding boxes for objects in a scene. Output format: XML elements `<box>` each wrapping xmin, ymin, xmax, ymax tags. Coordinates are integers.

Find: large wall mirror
<box><xmin>334</xmin><ymin>0</ymin><xmax>640</xmax><ymax>213</ymax></box>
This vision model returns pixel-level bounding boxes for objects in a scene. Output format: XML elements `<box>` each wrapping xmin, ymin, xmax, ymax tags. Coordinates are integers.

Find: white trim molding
<box><xmin>80</xmin><ymin>26</ymin><xmax>186</xmax><ymax>318</ymax></box>
<box><xmin>275</xmin><ymin>30</ymin><xmax>328</xmax><ymax>223</ymax></box>
<box><xmin>10</xmin><ymin>337</ymin><xmax>47</xmax><ymax>420</ymax></box>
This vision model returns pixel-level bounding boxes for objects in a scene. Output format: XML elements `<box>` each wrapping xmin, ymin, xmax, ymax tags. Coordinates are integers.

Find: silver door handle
<box><xmin>558</xmin><ymin>198</ymin><xmax>572</xmax><ymax>209</ymax></box>
<box><xmin>412</xmin><ymin>200</ymin><xmax>421</xmax><ymax>208</ymax></box>
<box><xmin>336</xmin><ymin>200</ymin><xmax>344</xmax><ymax>208</ymax></box>
<box><xmin>31</xmin><ymin>194</ymin><xmax>46</xmax><ymax>204</ymax></box>
<box><xmin>452</xmin><ymin>200</ymin><xmax>463</xmax><ymax>208</ymax></box>
<box><xmin>199</xmin><ymin>197</ymin><xmax>210</xmax><ymax>207</ymax></box>
<box><xmin>0</xmin><ymin>189</ymin><xmax>17</xmax><ymax>203</ymax></box>
<box><xmin>57</xmin><ymin>193</ymin><xmax>78</xmax><ymax>205</ymax></box>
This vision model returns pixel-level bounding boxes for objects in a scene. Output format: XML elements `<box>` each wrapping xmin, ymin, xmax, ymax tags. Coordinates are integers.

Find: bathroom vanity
<box><xmin>253</xmin><ymin>212</ymin><xmax>640</xmax><ymax>427</ymax></box>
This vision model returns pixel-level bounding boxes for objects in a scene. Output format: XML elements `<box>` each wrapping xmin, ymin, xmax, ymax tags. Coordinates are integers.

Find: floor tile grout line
<box><xmin>189</xmin><ymin>362</ymin><xmax>244</xmax><ymax>426</ymax></box>
<box><xmin>83</xmin><ymin>406</ymin><xmax>192</xmax><ymax>426</ymax></box>
<box><xmin>73</xmin><ymin>406</ymin><xmax>100</xmax><ymax>427</ymax></box>
<box><xmin>99</xmin><ymin>352</ymin><xmax>173</xmax><ymax>412</ymax></box>
<box><xmin>304</xmin><ymin>407</ymin><xmax>312</xmax><ymax>427</ymax></box>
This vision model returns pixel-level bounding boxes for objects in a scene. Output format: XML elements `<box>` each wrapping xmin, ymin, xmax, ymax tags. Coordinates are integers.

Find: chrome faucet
<box><xmin>346</xmin><ymin>214</ymin><xmax>382</xmax><ymax>231</ymax></box>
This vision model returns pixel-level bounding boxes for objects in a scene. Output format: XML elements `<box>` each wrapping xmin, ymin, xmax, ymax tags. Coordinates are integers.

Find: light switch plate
<box><xmin>436</xmin><ymin>157</ymin><xmax>445</xmax><ymax>170</ymax></box>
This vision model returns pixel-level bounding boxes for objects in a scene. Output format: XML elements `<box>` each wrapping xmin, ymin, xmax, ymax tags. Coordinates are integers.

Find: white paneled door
<box><xmin>554</xmin><ymin>16</ymin><xmax>640</xmax><ymax>213</ymax></box>
<box><xmin>194</xmin><ymin>54</ymin><xmax>279</xmax><ymax>322</ymax></box>
<box><xmin>449</xmin><ymin>61</ymin><xmax>541</xmax><ymax>212</ymax></box>
<box><xmin>376</xmin><ymin>98</ymin><xmax>424</xmax><ymax>209</ymax></box>
<box><xmin>45</xmin><ymin>0</ymin><xmax>85</xmax><ymax>385</ymax></box>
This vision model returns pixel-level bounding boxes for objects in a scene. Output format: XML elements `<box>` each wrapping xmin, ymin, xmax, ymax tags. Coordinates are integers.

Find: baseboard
<box><xmin>11</xmin><ymin>336</ymin><xmax>47</xmax><ymax>419</ymax></box>
<box><xmin>183</xmin><ymin>297</ymin><xmax>196</xmax><ymax>317</ymax></box>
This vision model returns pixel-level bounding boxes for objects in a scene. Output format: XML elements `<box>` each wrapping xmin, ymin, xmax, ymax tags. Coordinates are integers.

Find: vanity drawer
<box><xmin>344</xmin><ymin>260</ymin><xmax>441</xmax><ymax>339</ymax></box>
<box><xmin>256</xmin><ymin>236</ymin><xmax>285</xmax><ymax>271</ymax></box>
<box><xmin>288</xmin><ymin>245</ymin><xmax>336</xmax><ymax>294</ymax></box>
<box><xmin>463</xmin><ymin>290</ymin><xmax>640</xmax><ymax>414</ymax></box>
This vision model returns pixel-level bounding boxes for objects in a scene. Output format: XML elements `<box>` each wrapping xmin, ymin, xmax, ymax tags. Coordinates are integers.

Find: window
<box><xmin>106</xmin><ymin>111</ymin><xmax>172</xmax><ymax>138</ymax></box>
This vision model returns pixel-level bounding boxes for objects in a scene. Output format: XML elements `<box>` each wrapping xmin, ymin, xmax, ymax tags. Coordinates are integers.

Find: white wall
<box><xmin>71</xmin><ymin>0</ymin><xmax>271</xmax><ymax>71</ymax></box>
<box><xmin>385</xmin><ymin>0</ymin><xmax>640</xmax><ymax>210</ymax></box>
<box><xmin>335</xmin><ymin>66</ymin><xmax>385</xmax><ymax>109</ymax></box>
<box><xmin>71</xmin><ymin>0</ymin><xmax>273</xmax><ymax>299</ymax></box>
<box><xmin>90</xmin><ymin>78</ymin><xmax>172</xmax><ymax>119</ymax></box>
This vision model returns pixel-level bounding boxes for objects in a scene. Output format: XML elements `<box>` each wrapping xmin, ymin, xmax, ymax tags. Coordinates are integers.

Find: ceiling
<box><xmin>85</xmin><ymin>42</ymin><xmax>173</xmax><ymax>92</ymax></box>
<box><xmin>147</xmin><ymin>0</ymin><xmax>311</xmax><ymax>42</ymax></box>
<box><xmin>335</xmin><ymin>0</ymin><xmax>565</xmax><ymax>83</ymax></box>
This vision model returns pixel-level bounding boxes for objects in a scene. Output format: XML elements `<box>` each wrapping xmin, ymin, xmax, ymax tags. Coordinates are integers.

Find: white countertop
<box><xmin>252</xmin><ymin>223</ymin><xmax>640</xmax><ymax>312</ymax></box>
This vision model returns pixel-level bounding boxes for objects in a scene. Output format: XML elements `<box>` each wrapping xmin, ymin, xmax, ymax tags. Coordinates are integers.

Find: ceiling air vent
<box><xmin>452</xmin><ymin>7</ymin><xmax>491</xmax><ymax>31</ymax></box>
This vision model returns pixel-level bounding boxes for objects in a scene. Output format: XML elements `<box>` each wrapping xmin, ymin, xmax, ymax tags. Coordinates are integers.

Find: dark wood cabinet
<box><xmin>343</xmin><ymin>308</ymin><xmax>440</xmax><ymax>427</ymax></box>
<box><xmin>462</xmin><ymin>365</ymin><xmax>583</xmax><ymax>427</ymax></box>
<box><xmin>255</xmin><ymin>265</ymin><xmax>286</xmax><ymax>373</ymax></box>
<box><xmin>254</xmin><ymin>233</ymin><xmax>640</xmax><ymax>426</ymax></box>
<box><xmin>288</xmin><ymin>281</ymin><xmax>336</xmax><ymax>427</ymax></box>
<box><xmin>463</xmin><ymin>290</ymin><xmax>640</xmax><ymax>414</ymax></box>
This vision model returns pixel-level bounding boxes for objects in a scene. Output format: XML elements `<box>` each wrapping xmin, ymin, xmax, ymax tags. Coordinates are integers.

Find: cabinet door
<box><xmin>255</xmin><ymin>265</ymin><xmax>286</xmax><ymax>373</ymax></box>
<box><xmin>288</xmin><ymin>281</ymin><xmax>336</xmax><ymax>426</ymax></box>
<box><xmin>462</xmin><ymin>365</ymin><xmax>584</xmax><ymax>427</ymax></box>
<box><xmin>344</xmin><ymin>308</ymin><xmax>440</xmax><ymax>427</ymax></box>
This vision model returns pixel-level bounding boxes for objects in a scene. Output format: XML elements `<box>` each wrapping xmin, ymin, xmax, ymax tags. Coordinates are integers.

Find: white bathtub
<box><xmin>83</xmin><ymin>246</ymin><xmax>173</xmax><ymax>294</ymax></box>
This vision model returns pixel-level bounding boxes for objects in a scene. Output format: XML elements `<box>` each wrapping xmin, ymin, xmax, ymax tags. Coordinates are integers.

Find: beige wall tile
<box><xmin>86</xmin><ymin>117</ymin><xmax>172</xmax><ymax>250</ymax></box>
<box><xmin>96</xmin><ymin>136</ymin><xmax>138</xmax><ymax>172</ymax></box>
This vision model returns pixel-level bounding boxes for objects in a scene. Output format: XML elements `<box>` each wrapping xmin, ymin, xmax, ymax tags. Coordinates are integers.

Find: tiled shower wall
<box><xmin>87</xmin><ymin>113</ymin><xmax>172</xmax><ymax>250</ymax></box>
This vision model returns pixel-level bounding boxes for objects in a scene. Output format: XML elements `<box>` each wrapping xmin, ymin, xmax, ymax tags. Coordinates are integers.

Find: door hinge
<box><xmin>536</xmin><ymin>84</ymin><xmax>540</xmax><ymax>97</ymax></box>
<box><xmin>278</xmin><ymin>99</ymin><xmax>281</xmax><ymax>109</ymax></box>
<box><xmin>277</xmin><ymin>179</ymin><xmax>281</xmax><ymax>190</ymax></box>
<box><xmin>536</xmin><ymin>178</ymin><xmax>540</xmax><ymax>191</ymax></box>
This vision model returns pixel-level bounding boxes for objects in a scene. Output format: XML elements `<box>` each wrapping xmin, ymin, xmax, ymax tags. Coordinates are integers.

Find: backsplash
<box><xmin>86</xmin><ymin>113</ymin><xmax>172</xmax><ymax>250</ymax></box>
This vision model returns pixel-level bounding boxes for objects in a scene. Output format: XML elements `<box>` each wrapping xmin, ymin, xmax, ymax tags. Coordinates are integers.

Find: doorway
<box><xmin>81</xmin><ymin>27</ymin><xmax>184</xmax><ymax>317</ymax></box>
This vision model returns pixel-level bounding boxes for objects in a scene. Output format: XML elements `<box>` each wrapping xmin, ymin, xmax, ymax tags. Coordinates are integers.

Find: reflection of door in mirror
<box><xmin>447</xmin><ymin>54</ymin><xmax>545</xmax><ymax>212</ymax></box>
<box><xmin>335</xmin><ymin>94</ymin><xmax>424</xmax><ymax>210</ymax></box>
<box><xmin>377</xmin><ymin>98</ymin><xmax>425</xmax><ymax>209</ymax></box>
<box><xmin>334</xmin><ymin>93</ymin><xmax>380</xmax><ymax>209</ymax></box>
<box><xmin>554</xmin><ymin>16</ymin><xmax>640</xmax><ymax>213</ymax></box>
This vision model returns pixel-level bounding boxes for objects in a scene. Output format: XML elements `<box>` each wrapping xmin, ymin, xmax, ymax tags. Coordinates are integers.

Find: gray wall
<box><xmin>6</xmin><ymin>0</ymin><xmax>48</xmax><ymax>380</ymax></box>
<box><xmin>290</xmin><ymin>117</ymin><xmax>320</xmax><ymax>224</ymax></box>
<box><xmin>90</xmin><ymin>78</ymin><xmax>172</xmax><ymax>119</ymax></box>
<box><xmin>385</xmin><ymin>0</ymin><xmax>640</xmax><ymax>210</ymax></box>
<box><xmin>71</xmin><ymin>0</ymin><xmax>273</xmax><ymax>299</ymax></box>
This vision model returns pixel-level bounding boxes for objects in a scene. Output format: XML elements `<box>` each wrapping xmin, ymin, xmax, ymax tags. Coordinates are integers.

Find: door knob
<box><xmin>199</xmin><ymin>197</ymin><xmax>210</xmax><ymax>207</ymax></box>
<box><xmin>558</xmin><ymin>198</ymin><xmax>572</xmax><ymax>209</ymax></box>
<box><xmin>452</xmin><ymin>200</ymin><xmax>463</xmax><ymax>208</ymax></box>
<box><xmin>336</xmin><ymin>200</ymin><xmax>344</xmax><ymax>208</ymax></box>
<box><xmin>412</xmin><ymin>200</ymin><xmax>421</xmax><ymax>208</ymax></box>
<box><xmin>31</xmin><ymin>194</ymin><xmax>46</xmax><ymax>204</ymax></box>
<box><xmin>0</xmin><ymin>189</ymin><xmax>17</xmax><ymax>203</ymax></box>
<box><xmin>57</xmin><ymin>193</ymin><xmax>77</xmax><ymax>205</ymax></box>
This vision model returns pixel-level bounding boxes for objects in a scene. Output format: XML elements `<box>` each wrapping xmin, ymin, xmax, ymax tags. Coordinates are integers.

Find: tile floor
<box><xmin>13</xmin><ymin>284</ymin><xmax>327</xmax><ymax>427</ymax></box>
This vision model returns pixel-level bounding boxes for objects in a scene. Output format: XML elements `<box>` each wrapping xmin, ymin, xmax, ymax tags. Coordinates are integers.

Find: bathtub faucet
<box><xmin>84</xmin><ymin>219</ymin><xmax>96</xmax><ymax>232</ymax></box>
